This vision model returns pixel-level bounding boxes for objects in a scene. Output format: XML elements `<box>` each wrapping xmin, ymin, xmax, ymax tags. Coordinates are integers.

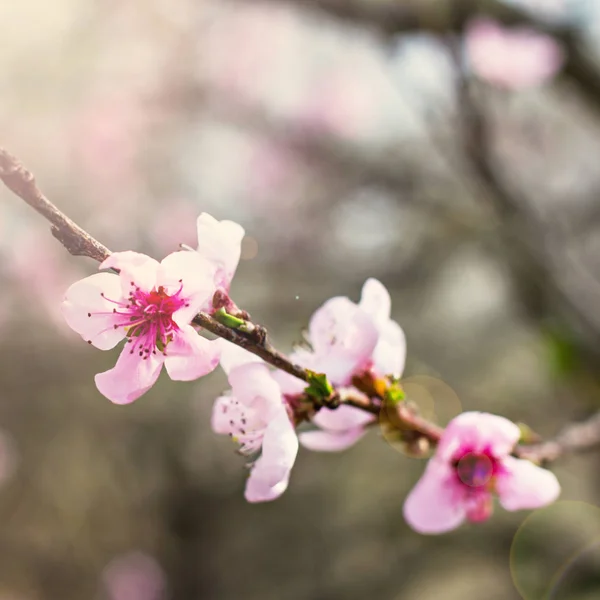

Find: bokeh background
<box><xmin>1</xmin><ymin>0</ymin><xmax>600</xmax><ymax>598</ymax></box>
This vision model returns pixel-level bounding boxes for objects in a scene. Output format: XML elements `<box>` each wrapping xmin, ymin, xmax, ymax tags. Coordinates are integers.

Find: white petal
<box><xmin>358</xmin><ymin>278</ymin><xmax>391</xmax><ymax>325</ymax></box>
<box><xmin>196</xmin><ymin>213</ymin><xmax>245</xmax><ymax>289</ymax></box>
<box><xmin>497</xmin><ymin>456</ymin><xmax>561</xmax><ymax>511</ymax></box>
<box><xmin>373</xmin><ymin>319</ymin><xmax>407</xmax><ymax>378</ymax></box>
<box><xmin>61</xmin><ymin>273</ymin><xmax>126</xmax><ymax>350</ymax></box>
<box><xmin>164</xmin><ymin>326</ymin><xmax>220</xmax><ymax>381</ymax></box>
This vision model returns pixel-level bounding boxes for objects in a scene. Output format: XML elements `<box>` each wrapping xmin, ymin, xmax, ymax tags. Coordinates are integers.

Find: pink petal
<box><xmin>309</xmin><ymin>296</ymin><xmax>378</xmax><ymax>384</ymax></box>
<box><xmin>358</xmin><ymin>278</ymin><xmax>391</xmax><ymax>326</ymax></box>
<box><xmin>100</xmin><ymin>251</ymin><xmax>159</xmax><ymax>295</ymax></box>
<box><xmin>403</xmin><ymin>460</ymin><xmax>466</xmax><ymax>534</ymax></box>
<box><xmin>218</xmin><ymin>339</ymin><xmax>263</xmax><ymax>375</ymax></box>
<box><xmin>496</xmin><ymin>456</ymin><xmax>561</xmax><ymax>511</ymax></box>
<box><xmin>299</xmin><ymin>427</ymin><xmax>366</xmax><ymax>451</ymax></box>
<box><xmin>61</xmin><ymin>273</ymin><xmax>126</xmax><ymax>350</ymax></box>
<box><xmin>228</xmin><ymin>362</ymin><xmax>283</xmax><ymax>420</ymax></box>
<box><xmin>211</xmin><ymin>395</ymin><xmax>235</xmax><ymax>434</ymax></box>
<box><xmin>95</xmin><ymin>345</ymin><xmax>164</xmax><ymax>404</ymax></box>
<box><xmin>244</xmin><ymin>409</ymin><xmax>298</xmax><ymax>503</ymax></box>
<box><xmin>372</xmin><ymin>319</ymin><xmax>406</xmax><ymax>378</ymax></box>
<box><xmin>271</xmin><ymin>348</ymin><xmax>319</xmax><ymax>396</ymax></box>
<box><xmin>196</xmin><ymin>213</ymin><xmax>245</xmax><ymax>289</ymax></box>
<box><xmin>313</xmin><ymin>404</ymin><xmax>373</xmax><ymax>432</ymax></box>
<box><xmin>163</xmin><ymin>325</ymin><xmax>220</xmax><ymax>381</ymax></box>
<box><xmin>157</xmin><ymin>251</ymin><xmax>217</xmax><ymax>323</ymax></box>
<box><xmin>437</xmin><ymin>412</ymin><xmax>521</xmax><ymax>463</ymax></box>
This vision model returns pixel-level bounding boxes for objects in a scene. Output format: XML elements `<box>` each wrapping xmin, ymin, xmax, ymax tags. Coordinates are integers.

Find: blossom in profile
<box><xmin>62</xmin><ymin>251</ymin><xmax>221</xmax><ymax>404</ymax></box>
<box><xmin>465</xmin><ymin>18</ymin><xmax>564</xmax><ymax>89</ymax></box>
<box><xmin>195</xmin><ymin>213</ymin><xmax>245</xmax><ymax>306</ymax></box>
<box><xmin>403</xmin><ymin>412</ymin><xmax>561</xmax><ymax>534</ymax></box>
<box><xmin>212</xmin><ymin>342</ymin><xmax>298</xmax><ymax>502</ymax></box>
<box><xmin>275</xmin><ymin>278</ymin><xmax>405</xmax><ymax>452</ymax></box>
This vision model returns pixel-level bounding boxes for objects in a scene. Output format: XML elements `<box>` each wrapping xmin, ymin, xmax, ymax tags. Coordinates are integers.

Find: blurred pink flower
<box><xmin>403</xmin><ymin>412</ymin><xmax>561</xmax><ymax>534</ymax></box>
<box><xmin>102</xmin><ymin>552</ymin><xmax>165</xmax><ymax>600</ymax></box>
<box><xmin>465</xmin><ymin>18</ymin><xmax>564</xmax><ymax>89</ymax></box>
<box><xmin>62</xmin><ymin>250</ymin><xmax>220</xmax><ymax>404</ymax></box>
<box><xmin>212</xmin><ymin>342</ymin><xmax>298</xmax><ymax>502</ymax></box>
<box><xmin>295</xmin><ymin>70</ymin><xmax>377</xmax><ymax>138</ymax></box>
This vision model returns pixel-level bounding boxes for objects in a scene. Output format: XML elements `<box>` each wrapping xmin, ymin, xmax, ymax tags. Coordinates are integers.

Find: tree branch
<box><xmin>2</xmin><ymin>144</ymin><xmax>599</xmax><ymax>463</ymax></box>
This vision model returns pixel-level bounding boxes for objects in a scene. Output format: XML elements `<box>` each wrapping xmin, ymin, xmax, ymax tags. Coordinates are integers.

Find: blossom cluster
<box><xmin>60</xmin><ymin>212</ymin><xmax>560</xmax><ymax>534</ymax></box>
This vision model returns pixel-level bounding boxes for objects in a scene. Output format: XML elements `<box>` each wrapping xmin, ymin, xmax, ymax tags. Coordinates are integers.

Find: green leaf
<box><xmin>304</xmin><ymin>370</ymin><xmax>334</xmax><ymax>402</ymax></box>
<box><xmin>384</xmin><ymin>382</ymin><xmax>405</xmax><ymax>405</ymax></box>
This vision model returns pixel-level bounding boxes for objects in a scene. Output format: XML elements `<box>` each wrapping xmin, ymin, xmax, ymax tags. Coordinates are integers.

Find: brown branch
<box><xmin>2</xmin><ymin>144</ymin><xmax>598</xmax><ymax>464</ymax></box>
<box><xmin>516</xmin><ymin>412</ymin><xmax>600</xmax><ymax>462</ymax></box>
<box><xmin>0</xmin><ymin>148</ymin><xmax>112</xmax><ymax>263</ymax></box>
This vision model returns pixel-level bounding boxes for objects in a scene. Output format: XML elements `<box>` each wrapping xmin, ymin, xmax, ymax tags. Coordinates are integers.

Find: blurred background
<box><xmin>1</xmin><ymin>0</ymin><xmax>600</xmax><ymax>598</ymax></box>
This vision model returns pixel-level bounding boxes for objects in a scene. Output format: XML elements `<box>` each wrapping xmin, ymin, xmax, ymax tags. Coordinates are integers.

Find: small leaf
<box><xmin>214</xmin><ymin>307</ymin><xmax>246</xmax><ymax>329</ymax></box>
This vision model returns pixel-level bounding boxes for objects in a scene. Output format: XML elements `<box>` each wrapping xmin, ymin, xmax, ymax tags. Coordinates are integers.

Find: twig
<box><xmin>2</xmin><ymin>144</ymin><xmax>600</xmax><ymax>463</ymax></box>
<box><xmin>516</xmin><ymin>412</ymin><xmax>600</xmax><ymax>462</ymax></box>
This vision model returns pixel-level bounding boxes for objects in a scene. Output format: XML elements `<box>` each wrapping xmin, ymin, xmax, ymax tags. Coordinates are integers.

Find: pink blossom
<box><xmin>304</xmin><ymin>278</ymin><xmax>406</xmax><ymax>386</ymax></box>
<box><xmin>465</xmin><ymin>18</ymin><xmax>564</xmax><ymax>89</ymax></box>
<box><xmin>212</xmin><ymin>342</ymin><xmax>298</xmax><ymax>502</ymax></box>
<box><xmin>62</xmin><ymin>251</ymin><xmax>220</xmax><ymax>404</ymax></box>
<box><xmin>195</xmin><ymin>213</ymin><xmax>245</xmax><ymax>303</ymax></box>
<box><xmin>102</xmin><ymin>552</ymin><xmax>165</xmax><ymax>600</ymax></box>
<box><xmin>403</xmin><ymin>412</ymin><xmax>561</xmax><ymax>534</ymax></box>
<box><xmin>275</xmin><ymin>279</ymin><xmax>405</xmax><ymax>452</ymax></box>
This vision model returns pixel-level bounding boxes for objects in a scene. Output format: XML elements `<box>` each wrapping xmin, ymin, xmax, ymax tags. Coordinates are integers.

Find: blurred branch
<box><xmin>257</xmin><ymin>0</ymin><xmax>600</xmax><ymax>118</ymax></box>
<box><xmin>516</xmin><ymin>412</ymin><xmax>600</xmax><ymax>462</ymax></box>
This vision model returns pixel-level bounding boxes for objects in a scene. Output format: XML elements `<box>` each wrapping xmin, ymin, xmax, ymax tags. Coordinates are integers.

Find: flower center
<box><xmin>98</xmin><ymin>281</ymin><xmax>189</xmax><ymax>358</ymax></box>
<box><xmin>455</xmin><ymin>452</ymin><xmax>496</xmax><ymax>488</ymax></box>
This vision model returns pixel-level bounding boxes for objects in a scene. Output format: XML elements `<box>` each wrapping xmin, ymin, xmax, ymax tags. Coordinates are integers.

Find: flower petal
<box><xmin>373</xmin><ymin>319</ymin><xmax>406</xmax><ymax>378</ymax></box>
<box><xmin>228</xmin><ymin>362</ymin><xmax>283</xmax><ymax>420</ymax></box>
<box><xmin>164</xmin><ymin>325</ymin><xmax>220</xmax><ymax>381</ymax></box>
<box><xmin>244</xmin><ymin>409</ymin><xmax>298</xmax><ymax>503</ymax></box>
<box><xmin>497</xmin><ymin>456</ymin><xmax>561</xmax><ymax>511</ymax></box>
<box><xmin>309</xmin><ymin>296</ymin><xmax>378</xmax><ymax>384</ymax></box>
<box><xmin>157</xmin><ymin>251</ymin><xmax>217</xmax><ymax>323</ymax></box>
<box><xmin>299</xmin><ymin>427</ymin><xmax>366</xmax><ymax>452</ymax></box>
<box><xmin>358</xmin><ymin>278</ymin><xmax>391</xmax><ymax>326</ymax></box>
<box><xmin>437</xmin><ymin>412</ymin><xmax>521</xmax><ymax>463</ymax></box>
<box><xmin>100</xmin><ymin>251</ymin><xmax>160</xmax><ymax>295</ymax></box>
<box><xmin>61</xmin><ymin>273</ymin><xmax>126</xmax><ymax>350</ymax></box>
<box><xmin>403</xmin><ymin>460</ymin><xmax>467</xmax><ymax>534</ymax></box>
<box><xmin>211</xmin><ymin>395</ymin><xmax>235</xmax><ymax>435</ymax></box>
<box><xmin>95</xmin><ymin>346</ymin><xmax>164</xmax><ymax>404</ymax></box>
<box><xmin>312</xmin><ymin>404</ymin><xmax>373</xmax><ymax>432</ymax></box>
<box><xmin>218</xmin><ymin>339</ymin><xmax>263</xmax><ymax>375</ymax></box>
<box><xmin>196</xmin><ymin>213</ymin><xmax>245</xmax><ymax>290</ymax></box>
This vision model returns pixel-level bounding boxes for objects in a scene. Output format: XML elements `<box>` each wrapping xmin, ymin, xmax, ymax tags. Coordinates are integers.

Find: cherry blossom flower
<box><xmin>195</xmin><ymin>213</ymin><xmax>245</xmax><ymax>309</ymax></box>
<box><xmin>62</xmin><ymin>250</ymin><xmax>221</xmax><ymax>404</ymax></box>
<box><xmin>465</xmin><ymin>18</ymin><xmax>564</xmax><ymax>90</ymax></box>
<box><xmin>212</xmin><ymin>342</ymin><xmax>298</xmax><ymax>502</ymax></box>
<box><xmin>403</xmin><ymin>412</ymin><xmax>561</xmax><ymax>534</ymax></box>
<box><xmin>275</xmin><ymin>279</ymin><xmax>405</xmax><ymax>452</ymax></box>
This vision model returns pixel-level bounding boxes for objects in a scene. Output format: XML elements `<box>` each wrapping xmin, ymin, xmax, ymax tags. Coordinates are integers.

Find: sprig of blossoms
<box><xmin>55</xmin><ymin>207</ymin><xmax>562</xmax><ymax>531</ymax></box>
